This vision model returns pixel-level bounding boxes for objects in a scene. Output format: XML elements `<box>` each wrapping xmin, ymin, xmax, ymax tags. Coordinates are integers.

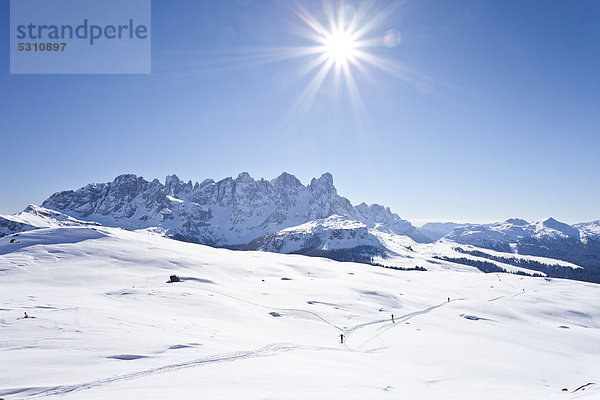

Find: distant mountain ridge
<box><xmin>418</xmin><ymin>222</ymin><xmax>466</xmax><ymax>241</ymax></box>
<box><xmin>39</xmin><ymin>172</ymin><xmax>429</xmax><ymax>249</ymax></box>
<box><xmin>443</xmin><ymin>218</ymin><xmax>600</xmax><ymax>272</ymax></box>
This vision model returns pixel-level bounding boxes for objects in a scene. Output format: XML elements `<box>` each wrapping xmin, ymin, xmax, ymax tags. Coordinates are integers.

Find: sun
<box><xmin>205</xmin><ymin>1</ymin><xmax>410</xmax><ymax>133</ymax></box>
<box><xmin>323</xmin><ymin>31</ymin><xmax>357</xmax><ymax>63</ymax></box>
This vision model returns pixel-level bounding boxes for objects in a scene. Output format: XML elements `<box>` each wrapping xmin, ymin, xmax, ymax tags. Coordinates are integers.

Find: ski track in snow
<box><xmin>19</xmin><ymin>292</ymin><xmax>480</xmax><ymax>398</ymax></box>
<box><xmin>487</xmin><ymin>291</ymin><xmax>524</xmax><ymax>302</ymax></box>
<box><xmin>25</xmin><ymin>343</ymin><xmax>298</xmax><ymax>398</ymax></box>
<box><xmin>24</xmin><ymin>341</ymin><xmax>348</xmax><ymax>398</ymax></box>
<box><xmin>350</xmin><ymin>299</ymin><xmax>467</xmax><ymax>350</ymax></box>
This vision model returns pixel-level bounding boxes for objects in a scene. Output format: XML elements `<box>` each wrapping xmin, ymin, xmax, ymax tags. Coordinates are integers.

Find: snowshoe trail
<box><xmin>27</xmin><ymin>343</ymin><xmax>297</xmax><ymax>398</ymax></box>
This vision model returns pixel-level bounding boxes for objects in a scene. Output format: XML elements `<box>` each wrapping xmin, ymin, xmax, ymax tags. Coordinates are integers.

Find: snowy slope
<box><xmin>0</xmin><ymin>205</ymin><xmax>99</xmax><ymax>237</ymax></box>
<box><xmin>1</xmin><ymin>227</ymin><xmax>599</xmax><ymax>399</ymax></box>
<box><xmin>246</xmin><ymin>215</ymin><xmax>384</xmax><ymax>254</ymax></box>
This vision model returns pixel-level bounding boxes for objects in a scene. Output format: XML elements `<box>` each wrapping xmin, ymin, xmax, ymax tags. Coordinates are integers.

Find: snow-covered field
<box><xmin>1</xmin><ymin>227</ymin><xmax>599</xmax><ymax>399</ymax></box>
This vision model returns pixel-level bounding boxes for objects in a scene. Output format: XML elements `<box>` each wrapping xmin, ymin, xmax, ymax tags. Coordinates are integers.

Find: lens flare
<box><xmin>383</xmin><ymin>29</ymin><xmax>401</xmax><ymax>48</ymax></box>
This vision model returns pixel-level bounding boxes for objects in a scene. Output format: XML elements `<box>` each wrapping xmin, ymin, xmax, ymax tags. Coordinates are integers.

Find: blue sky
<box><xmin>1</xmin><ymin>0</ymin><xmax>599</xmax><ymax>224</ymax></box>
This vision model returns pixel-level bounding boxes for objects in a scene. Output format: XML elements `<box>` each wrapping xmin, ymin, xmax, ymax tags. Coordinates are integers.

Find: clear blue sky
<box><xmin>1</xmin><ymin>0</ymin><xmax>599</xmax><ymax>224</ymax></box>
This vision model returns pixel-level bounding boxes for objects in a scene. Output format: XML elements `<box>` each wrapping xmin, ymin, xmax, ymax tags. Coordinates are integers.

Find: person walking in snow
<box><xmin>391</xmin><ymin>314</ymin><xmax>395</xmax><ymax>324</ymax></box>
<box><xmin>339</xmin><ymin>333</ymin><xmax>344</xmax><ymax>344</ymax></box>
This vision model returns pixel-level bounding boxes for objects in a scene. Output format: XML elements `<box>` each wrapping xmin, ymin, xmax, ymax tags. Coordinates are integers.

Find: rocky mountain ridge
<box><xmin>39</xmin><ymin>172</ymin><xmax>428</xmax><ymax>247</ymax></box>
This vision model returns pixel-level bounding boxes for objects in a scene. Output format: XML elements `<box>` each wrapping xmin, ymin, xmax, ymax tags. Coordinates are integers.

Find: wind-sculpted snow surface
<box><xmin>41</xmin><ymin>172</ymin><xmax>427</xmax><ymax>247</ymax></box>
<box><xmin>0</xmin><ymin>227</ymin><xmax>599</xmax><ymax>399</ymax></box>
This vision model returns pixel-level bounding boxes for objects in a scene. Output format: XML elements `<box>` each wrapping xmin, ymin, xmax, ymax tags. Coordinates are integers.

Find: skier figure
<box><xmin>24</xmin><ymin>312</ymin><xmax>29</xmax><ymax>319</ymax></box>
<box><xmin>339</xmin><ymin>333</ymin><xmax>344</xmax><ymax>344</ymax></box>
<box><xmin>391</xmin><ymin>314</ymin><xmax>395</xmax><ymax>324</ymax></box>
<box><xmin>447</xmin><ymin>297</ymin><xmax>450</xmax><ymax>303</ymax></box>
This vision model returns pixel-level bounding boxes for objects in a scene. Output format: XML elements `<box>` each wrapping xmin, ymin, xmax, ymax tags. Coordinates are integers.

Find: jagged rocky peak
<box><xmin>235</xmin><ymin>173</ymin><xmax>254</xmax><ymax>183</ymax></box>
<box><xmin>354</xmin><ymin>202</ymin><xmax>368</xmax><ymax>213</ymax></box>
<box><xmin>304</xmin><ymin>173</ymin><xmax>355</xmax><ymax>221</ymax></box>
<box><xmin>309</xmin><ymin>172</ymin><xmax>335</xmax><ymax>193</ymax></box>
<box><xmin>236</xmin><ymin>172</ymin><xmax>253</xmax><ymax>181</ymax></box>
<box><xmin>271</xmin><ymin>172</ymin><xmax>303</xmax><ymax>190</ymax></box>
<box><xmin>200</xmin><ymin>178</ymin><xmax>215</xmax><ymax>187</ymax></box>
<box><xmin>355</xmin><ymin>203</ymin><xmax>391</xmax><ymax>225</ymax></box>
<box><xmin>113</xmin><ymin>173</ymin><xmax>137</xmax><ymax>183</ymax></box>
<box><xmin>354</xmin><ymin>202</ymin><xmax>429</xmax><ymax>241</ymax></box>
<box><xmin>110</xmin><ymin>174</ymin><xmax>148</xmax><ymax>193</ymax></box>
<box><xmin>357</xmin><ymin>203</ymin><xmax>393</xmax><ymax>219</ymax></box>
<box><xmin>164</xmin><ymin>174</ymin><xmax>194</xmax><ymax>196</ymax></box>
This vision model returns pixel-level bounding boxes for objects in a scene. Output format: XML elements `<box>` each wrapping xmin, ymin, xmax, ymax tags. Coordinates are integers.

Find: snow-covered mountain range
<box><xmin>39</xmin><ymin>172</ymin><xmax>429</xmax><ymax>249</ymax></box>
<box><xmin>442</xmin><ymin>218</ymin><xmax>600</xmax><ymax>273</ymax></box>
<box><xmin>446</xmin><ymin>218</ymin><xmax>584</xmax><ymax>251</ymax></box>
<box><xmin>1</xmin><ymin>172</ymin><xmax>598</xmax><ymax>282</ymax></box>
